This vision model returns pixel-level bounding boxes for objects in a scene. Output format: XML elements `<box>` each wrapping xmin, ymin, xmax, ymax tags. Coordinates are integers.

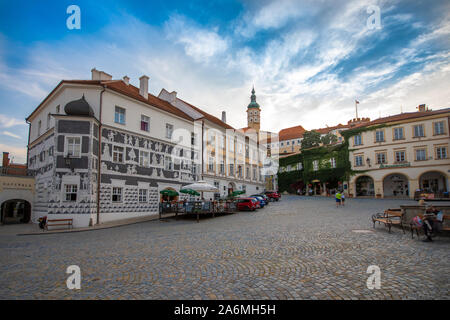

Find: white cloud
<box><xmin>2</xmin><ymin>131</ymin><xmax>21</xmax><ymax>139</ymax></box>
<box><xmin>0</xmin><ymin>114</ymin><xmax>25</xmax><ymax>128</ymax></box>
<box><xmin>0</xmin><ymin>143</ymin><xmax>27</xmax><ymax>163</ymax></box>
<box><xmin>165</xmin><ymin>15</ymin><xmax>229</xmax><ymax>62</ymax></box>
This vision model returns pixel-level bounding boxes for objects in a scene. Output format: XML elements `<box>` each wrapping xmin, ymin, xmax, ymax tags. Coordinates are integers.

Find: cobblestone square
<box><xmin>0</xmin><ymin>196</ymin><xmax>449</xmax><ymax>299</ymax></box>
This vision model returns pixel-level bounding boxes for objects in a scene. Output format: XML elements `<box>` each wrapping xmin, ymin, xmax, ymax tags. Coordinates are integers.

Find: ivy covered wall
<box><xmin>277</xmin><ymin>143</ymin><xmax>351</xmax><ymax>192</ymax></box>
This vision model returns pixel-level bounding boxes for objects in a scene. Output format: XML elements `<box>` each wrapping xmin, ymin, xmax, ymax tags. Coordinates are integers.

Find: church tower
<box><xmin>246</xmin><ymin>86</ymin><xmax>261</xmax><ymax>131</ymax></box>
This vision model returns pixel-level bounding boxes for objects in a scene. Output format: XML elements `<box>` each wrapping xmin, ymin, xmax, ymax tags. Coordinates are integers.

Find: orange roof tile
<box><xmin>278</xmin><ymin>125</ymin><xmax>306</xmax><ymax>141</ymax></box>
<box><xmin>346</xmin><ymin>107</ymin><xmax>450</xmax><ymax>130</ymax></box>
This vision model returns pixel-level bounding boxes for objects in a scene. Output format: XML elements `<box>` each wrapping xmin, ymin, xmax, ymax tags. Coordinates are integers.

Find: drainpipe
<box><xmin>96</xmin><ymin>85</ymin><xmax>106</xmax><ymax>225</ymax></box>
<box><xmin>201</xmin><ymin>120</ymin><xmax>204</xmax><ymax>180</ymax></box>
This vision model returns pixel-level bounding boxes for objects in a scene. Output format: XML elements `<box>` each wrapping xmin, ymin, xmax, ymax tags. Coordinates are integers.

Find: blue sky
<box><xmin>0</xmin><ymin>0</ymin><xmax>449</xmax><ymax>163</ymax></box>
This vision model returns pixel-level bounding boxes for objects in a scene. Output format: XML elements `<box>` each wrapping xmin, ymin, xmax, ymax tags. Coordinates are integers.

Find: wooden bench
<box><xmin>410</xmin><ymin>214</ymin><xmax>450</xmax><ymax>239</ymax></box>
<box><xmin>46</xmin><ymin>218</ymin><xmax>73</xmax><ymax>230</ymax></box>
<box><xmin>372</xmin><ymin>208</ymin><xmax>405</xmax><ymax>233</ymax></box>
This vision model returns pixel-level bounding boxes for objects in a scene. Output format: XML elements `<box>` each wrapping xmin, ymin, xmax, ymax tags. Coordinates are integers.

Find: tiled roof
<box><xmin>104</xmin><ymin>81</ymin><xmax>195</xmax><ymax>121</ymax></box>
<box><xmin>346</xmin><ymin>107</ymin><xmax>450</xmax><ymax>130</ymax></box>
<box><xmin>176</xmin><ymin>97</ymin><xmax>234</xmax><ymax>130</ymax></box>
<box><xmin>278</xmin><ymin>125</ymin><xmax>306</xmax><ymax>141</ymax></box>
<box><xmin>314</xmin><ymin>123</ymin><xmax>349</xmax><ymax>135</ymax></box>
<box><xmin>27</xmin><ymin>80</ymin><xmax>195</xmax><ymax>122</ymax></box>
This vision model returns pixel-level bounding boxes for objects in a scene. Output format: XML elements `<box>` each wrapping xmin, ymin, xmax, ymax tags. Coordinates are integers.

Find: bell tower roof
<box><xmin>247</xmin><ymin>86</ymin><xmax>260</xmax><ymax>109</ymax></box>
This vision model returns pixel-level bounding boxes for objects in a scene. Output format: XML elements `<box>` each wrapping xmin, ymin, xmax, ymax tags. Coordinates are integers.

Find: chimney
<box><xmin>139</xmin><ymin>75</ymin><xmax>149</xmax><ymax>99</ymax></box>
<box><xmin>169</xmin><ymin>91</ymin><xmax>177</xmax><ymax>104</ymax></box>
<box><xmin>123</xmin><ymin>76</ymin><xmax>130</xmax><ymax>85</ymax></box>
<box><xmin>91</xmin><ymin>68</ymin><xmax>112</xmax><ymax>81</ymax></box>
<box><xmin>221</xmin><ymin>111</ymin><xmax>227</xmax><ymax>123</ymax></box>
<box><xmin>2</xmin><ymin>152</ymin><xmax>10</xmax><ymax>167</ymax></box>
<box><xmin>418</xmin><ymin>104</ymin><xmax>426</xmax><ymax>112</ymax></box>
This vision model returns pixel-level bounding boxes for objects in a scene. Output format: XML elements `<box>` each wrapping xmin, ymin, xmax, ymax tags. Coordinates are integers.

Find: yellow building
<box><xmin>347</xmin><ymin>106</ymin><xmax>450</xmax><ymax>199</ymax></box>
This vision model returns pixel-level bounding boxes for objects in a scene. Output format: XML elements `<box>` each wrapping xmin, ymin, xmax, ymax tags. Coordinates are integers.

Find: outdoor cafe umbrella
<box><xmin>179</xmin><ymin>188</ymin><xmax>200</xmax><ymax>196</ymax></box>
<box><xmin>230</xmin><ymin>190</ymin><xmax>245</xmax><ymax>198</ymax></box>
<box><xmin>181</xmin><ymin>180</ymin><xmax>219</xmax><ymax>198</ymax></box>
<box><xmin>159</xmin><ymin>189</ymin><xmax>179</xmax><ymax>197</ymax></box>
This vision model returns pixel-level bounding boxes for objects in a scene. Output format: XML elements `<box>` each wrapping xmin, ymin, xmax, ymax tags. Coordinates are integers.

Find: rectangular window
<box><xmin>191</xmin><ymin>132</ymin><xmax>196</xmax><ymax>145</ymax></box>
<box><xmin>238</xmin><ymin>165</ymin><xmax>242</xmax><ymax>178</ymax></box>
<box><xmin>139</xmin><ymin>150</ymin><xmax>149</xmax><ymax>167</ymax></box>
<box><xmin>113</xmin><ymin>146</ymin><xmax>124</xmax><ymax>163</ymax></box>
<box><xmin>112</xmin><ymin>187</ymin><xmax>122</xmax><ymax>202</ymax></box>
<box><xmin>56</xmin><ymin>105</ymin><xmax>60</xmax><ymax>114</ymax></box>
<box><xmin>166</xmin><ymin>124</ymin><xmax>173</xmax><ymax>139</ymax></box>
<box><xmin>433</xmin><ymin>121</ymin><xmax>445</xmax><ymax>135</ymax></box>
<box><xmin>376</xmin><ymin>152</ymin><xmax>386</xmax><ymax>164</ymax></box>
<box><xmin>330</xmin><ymin>158</ymin><xmax>336</xmax><ymax>168</ymax></box>
<box><xmin>354</xmin><ymin>155</ymin><xmax>363</xmax><ymax>167</ymax></box>
<box><xmin>164</xmin><ymin>156</ymin><xmax>173</xmax><ymax>170</ymax></box>
<box><xmin>395</xmin><ymin>151</ymin><xmax>406</xmax><ymax>162</ymax></box>
<box><xmin>393</xmin><ymin>127</ymin><xmax>404</xmax><ymax>140</ymax></box>
<box><xmin>208</xmin><ymin>156</ymin><xmax>214</xmax><ymax>172</ymax></box>
<box><xmin>229</xmin><ymin>164</ymin><xmax>234</xmax><ymax>176</ymax></box>
<box><xmin>37</xmin><ymin>120</ymin><xmax>42</xmax><ymax>136</ymax></box>
<box><xmin>67</xmin><ymin>137</ymin><xmax>81</xmax><ymax>157</ymax></box>
<box><xmin>413</xmin><ymin>124</ymin><xmax>424</xmax><ymax>137</ymax></box>
<box><xmin>246</xmin><ymin>166</ymin><xmax>250</xmax><ymax>179</ymax></box>
<box><xmin>219</xmin><ymin>160</ymin><xmax>225</xmax><ymax>174</ymax></box>
<box><xmin>238</xmin><ymin>143</ymin><xmax>243</xmax><ymax>154</ymax></box>
<box><xmin>375</xmin><ymin>130</ymin><xmax>384</xmax><ymax>142</ymax></box>
<box><xmin>354</xmin><ymin>135</ymin><xmax>362</xmax><ymax>146</ymax></box>
<box><xmin>141</xmin><ymin>115</ymin><xmax>150</xmax><ymax>132</ymax></box>
<box><xmin>138</xmin><ymin>189</ymin><xmax>147</xmax><ymax>203</ymax></box>
<box><xmin>115</xmin><ymin>106</ymin><xmax>126</xmax><ymax>124</ymax></box>
<box><xmin>39</xmin><ymin>151</ymin><xmax>46</xmax><ymax>162</ymax></box>
<box><xmin>47</xmin><ymin>113</ymin><xmax>51</xmax><ymax>129</ymax></box>
<box><xmin>313</xmin><ymin>160</ymin><xmax>319</xmax><ymax>171</ymax></box>
<box><xmin>415</xmin><ymin>149</ymin><xmax>426</xmax><ymax>161</ymax></box>
<box><xmin>65</xmin><ymin>184</ymin><xmax>77</xmax><ymax>201</ymax></box>
<box><xmin>253</xmin><ymin>167</ymin><xmax>257</xmax><ymax>180</ymax></box>
<box><xmin>436</xmin><ymin>146</ymin><xmax>447</xmax><ymax>159</ymax></box>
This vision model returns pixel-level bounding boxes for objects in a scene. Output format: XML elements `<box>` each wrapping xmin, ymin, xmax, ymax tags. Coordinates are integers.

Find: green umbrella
<box><xmin>230</xmin><ymin>190</ymin><xmax>245</xmax><ymax>197</ymax></box>
<box><xmin>160</xmin><ymin>189</ymin><xmax>179</xmax><ymax>197</ymax></box>
<box><xmin>180</xmin><ymin>188</ymin><xmax>200</xmax><ymax>196</ymax></box>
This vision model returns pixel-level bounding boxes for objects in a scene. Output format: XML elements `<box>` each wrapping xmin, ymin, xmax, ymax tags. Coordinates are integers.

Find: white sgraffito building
<box><xmin>24</xmin><ymin>69</ymin><xmax>267</xmax><ymax>228</ymax></box>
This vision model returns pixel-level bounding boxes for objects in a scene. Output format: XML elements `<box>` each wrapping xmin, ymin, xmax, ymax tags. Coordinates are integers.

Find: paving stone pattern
<box><xmin>0</xmin><ymin>196</ymin><xmax>449</xmax><ymax>299</ymax></box>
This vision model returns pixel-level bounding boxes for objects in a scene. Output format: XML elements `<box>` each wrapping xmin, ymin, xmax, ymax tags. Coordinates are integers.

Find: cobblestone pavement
<box><xmin>1</xmin><ymin>196</ymin><xmax>449</xmax><ymax>299</ymax></box>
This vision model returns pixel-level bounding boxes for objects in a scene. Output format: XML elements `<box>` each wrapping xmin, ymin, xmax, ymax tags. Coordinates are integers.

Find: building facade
<box><xmin>347</xmin><ymin>107</ymin><xmax>450</xmax><ymax>199</ymax></box>
<box><xmin>25</xmin><ymin>69</ymin><xmax>266</xmax><ymax>227</ymax></box>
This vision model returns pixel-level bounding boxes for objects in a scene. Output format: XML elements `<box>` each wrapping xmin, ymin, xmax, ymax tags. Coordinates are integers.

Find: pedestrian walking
<box><xmin>335</xmin><ymin>191</ymin><xmax>342</xmax><ymax>207</ymax></box>
<box><xmin>341</xmin><ymin>193</ymin><xmax>345</xmax><ymax>206</ymax></box>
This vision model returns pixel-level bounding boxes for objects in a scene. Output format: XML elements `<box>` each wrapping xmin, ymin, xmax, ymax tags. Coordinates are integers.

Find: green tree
<box><xmin>321</xmin><ymin>132</ymin><xmax>338</xmax><ymax>145</ymax></box>
<box><xmin>301</xmin><ymin>130</ymin><xmax>321</xmax><ymax>150</ymax></box>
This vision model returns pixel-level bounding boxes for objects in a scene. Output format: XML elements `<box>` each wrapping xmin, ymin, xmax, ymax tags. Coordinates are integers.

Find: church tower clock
<box><xmin>246</xmin><ymin>86</ymin><xmax>261</xmax><ymax>132</ymax></box>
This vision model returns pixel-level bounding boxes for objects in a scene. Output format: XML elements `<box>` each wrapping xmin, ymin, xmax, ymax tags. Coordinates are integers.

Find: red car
<box><xmin>237</xmin><ymin>198</ymin><xmax>258</xmax><ymax>211</ymax></box>
<box><xmin>265</xmin><ymin>191</ymin><xmax>281</xmax><ymax>201</ymax></box>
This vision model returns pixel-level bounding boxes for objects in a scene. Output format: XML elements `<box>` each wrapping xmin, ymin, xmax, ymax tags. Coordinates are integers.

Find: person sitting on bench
<box><xmin>422</xmin><ymin>206</ymin><xmax>440</xmax><ymax>242</ymax></box>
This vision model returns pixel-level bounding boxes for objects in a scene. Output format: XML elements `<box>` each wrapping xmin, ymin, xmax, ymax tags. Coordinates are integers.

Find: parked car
<box><xmin>251</xmin><ymin>194</ymin><xmax>269</xmax><ymax>205</ymax></box>
<box><xmin>237</xmin><ymin>198</ymin><xmax>257</xmax><ymax>211</ymax></box>
<box><xmin>250</xmin><ymin>195</ymin><xmax>266</xmax><ymax>208</ymax></box>
<box><xmin>265</xmin><ymin>191</ymin><xmax>280</xmax><ymax>201</ymax></box>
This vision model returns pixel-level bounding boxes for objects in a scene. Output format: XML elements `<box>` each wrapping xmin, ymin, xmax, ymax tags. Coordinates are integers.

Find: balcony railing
<box><xmin>0</xmin><ymin>166</ymin><xmax>35</xmax><ymax>177</ymax></box>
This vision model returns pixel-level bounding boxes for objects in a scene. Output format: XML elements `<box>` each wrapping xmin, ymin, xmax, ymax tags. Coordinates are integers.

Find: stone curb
<box><xmin>17</xmin><ymin>214</ymin><xmax>164</xmax><ymax>236</ymax></box>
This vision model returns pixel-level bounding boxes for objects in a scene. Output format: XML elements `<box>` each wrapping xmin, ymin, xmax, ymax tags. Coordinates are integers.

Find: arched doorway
<box><xmin>419</xmin><ymin>171</ymin><xmax>448</xmax><ymax>193</ymax></box>
<box><xmin>160</xmin><ymin>187</ymin><xmax>179</xmax><ymax>202</ymax></box>
<box><xmin>227</xmin><ymin>182</ymin><xmax>236</xmax><ymax>195</ymax></box>
<box><xmin>355</xmin><ymin>176</ymin><xmax>375</xmax><ymax>196</ymax></box>
<box><xmin>383</xmin><ymin>173</ymin><xmax>409</xmax><ymax>198</ymax></box>
<box><xmin>1</xmin><ymin>199</ymin><xmax>31</xmax><ymax>224</ymax></box>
